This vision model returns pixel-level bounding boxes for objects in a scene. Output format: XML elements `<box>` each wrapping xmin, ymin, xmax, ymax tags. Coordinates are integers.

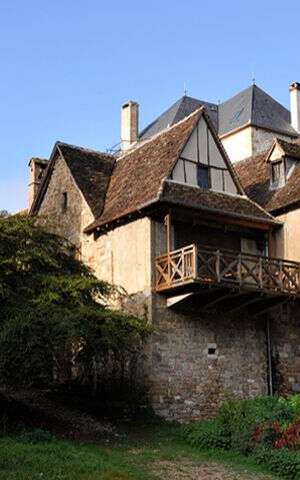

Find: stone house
<box><xmin>28</xmin><ymin>82</ymin><xmax>300</xmax><ymax>421</ymax></box>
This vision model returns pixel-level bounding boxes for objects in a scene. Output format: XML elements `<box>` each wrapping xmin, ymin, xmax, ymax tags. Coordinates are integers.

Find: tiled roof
<box><xmin>139</xmin><ymin>85</ymin><xmax>298</xmax><ymax>141</ymax></box>
<box><xmin>275</xmin><ymin>138</ymin><xmax>300</xmax><ymax>160</ymax></box>
<box><xmin>86</xmin><ymin>108</ymin><xmax>204</xmax><ymax>231</ymax></box>
<box><xmin>235</xmin><ymin>141</ymin><xmax>300</xmax><ymax>214</ymax></box>
<box><xmin>86</xmin><ymin>109</ymin><xmax>275</xmax><ymax>233</ymax></box>
<box><xmin>58</xmin><ymin>143</ymin><xmax>115</xmax><ymax>217</ymax></box>
<box><xmin>30</xmin><ymin>142</ymin><xmax>115</xmax><ymax>217</ymax></box>
<box><xmin>160</xmin><ymin>181</ymin><xmax>276</xmax><ymax>224</ymax></box>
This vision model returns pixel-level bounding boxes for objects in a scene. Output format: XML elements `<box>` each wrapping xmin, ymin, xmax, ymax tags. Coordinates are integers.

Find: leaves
<box><xmin>0</xmin><ymin>214</ymin><xmax>151</xmax><ymax>387</ymax></box>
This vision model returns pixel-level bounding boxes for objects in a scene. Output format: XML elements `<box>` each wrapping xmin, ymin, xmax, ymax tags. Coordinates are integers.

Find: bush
<box><xmin>217</xmin><ymin>396</ymin><xmax>293</xmax><ymax>453</ymax></box>
<box><xmin>183</xmin><ymin>420</ymin><xmax>230</xmax><ymax>450</ymax></box>
<box><xmin>182</xmin><ymin>395</ymin><xmax>300</xmax><ymax>479</ymax></box>
<box><xmin>254</xmin><ymin>445</ymin><xmax>300</xmax><ymax>479</ymax></box>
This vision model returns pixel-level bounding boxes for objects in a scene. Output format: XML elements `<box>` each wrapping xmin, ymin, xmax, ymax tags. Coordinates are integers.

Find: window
<box><xmin>62</xmin><ymin>192</ymin><xmax>68</xmax><ymax>212</ymax></box>
<box><xmin>197</xmin><ymin>164</ymin><xmax>210</xmax><ymax>189</ymax></box>
<box><xmin>271</xmin><ymin>161</ymin><xmax>283</xmax><ymax>185</ymax></box>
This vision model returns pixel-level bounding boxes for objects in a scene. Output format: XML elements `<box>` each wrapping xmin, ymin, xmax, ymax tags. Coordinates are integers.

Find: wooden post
<box><xmin>164</xmin><ymin>213</ymin><xmax>171</xmax><ymax>285</ymax></box>
<box><xmin>268</xmin><ymin>230</ymin><xmax>273</xmax><ymax>257</ymax></box>
<box><xmin>164</xmin><ymin>213</ymin><xmax>171</xmax><ymax>254</ymax></box>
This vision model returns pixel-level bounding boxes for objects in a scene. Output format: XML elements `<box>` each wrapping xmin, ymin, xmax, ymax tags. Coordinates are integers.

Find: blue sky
<box><xmin>1</xmin><ymin>0</ymin><xmax>300</xmax><ymax>212</ymax></box>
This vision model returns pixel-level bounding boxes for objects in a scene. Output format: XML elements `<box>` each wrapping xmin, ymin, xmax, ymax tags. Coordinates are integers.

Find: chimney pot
<box><xmin>121</xmin><ymin>100</ymin><xmax>139</xmax><ymax>151</ymax></box>
<box><xmin>289</xmin><ymin>82</ymin><xmax>300</xmax><ymax>132</ymax></box>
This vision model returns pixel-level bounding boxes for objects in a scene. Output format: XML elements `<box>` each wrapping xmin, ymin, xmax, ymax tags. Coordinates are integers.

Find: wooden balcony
<box><xmin>155</xmin><ymin>244</ymin><xmax>300</xmax><ymax>298</ymax></box>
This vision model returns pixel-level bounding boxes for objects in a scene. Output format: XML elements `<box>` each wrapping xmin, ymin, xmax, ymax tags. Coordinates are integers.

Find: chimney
<box><xmin>289</xmin><ymin>82</ymin><xmax>300</xmax><ymax>132</ymax></box>
<box><xmin>121</xmin><ymin>100</ymin><xmax>139</xmax><ymax>151</ymax></box>
<box><xmin>28</xmin><ymin>157</ymin><xmax>48</xmax><ymax>209</ymax></box>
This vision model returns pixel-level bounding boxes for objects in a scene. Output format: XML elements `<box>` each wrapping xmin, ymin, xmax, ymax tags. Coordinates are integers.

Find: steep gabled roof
<box><xmin>139</xmin><ymin>96</ymin><xmax>218</xmax><ymax>140</ymax></box>
<box><xmin>85</xmin><ymin>108</ymin><xmax>276</xmax><ymax>233</ymax></box>
<box><xmin>139</xmin><ymin>85</ymin><xmax>298</xmax><ymax>141</ymax></box>
<box><xmin>30</xmin><ymin>142</ymin><xmax>115</xmax><ymax>217</ymax></box>
<box><xmin>236</xmin><ymin>139</ymin><xmax>300</xmax><ymax>214</ymax></box>
<box><xmin>86</xmin><ymin>108</ymin><xmax>205</xmax><ymax>231</ymax></box>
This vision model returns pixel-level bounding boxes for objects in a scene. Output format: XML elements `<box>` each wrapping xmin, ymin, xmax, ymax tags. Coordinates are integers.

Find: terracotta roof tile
<box><xmin>161</xmin><ymin>181</ymin><xmax>276</xmax><ymax>224</ymax></box>
<box><xmin>236</xmin><ymin>143</ymin><xmax>300</xmax><ymax>214</ymax></box>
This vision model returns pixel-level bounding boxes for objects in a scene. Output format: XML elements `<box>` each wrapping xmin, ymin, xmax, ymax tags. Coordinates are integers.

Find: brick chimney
<box><xmin>289</xmin><ymin>82</ymin><xmax>300</xmax><ymax>132</ymax></box>
<box><xmin>121</xmin><ymin>100</ymin><xmax>139</xmax><ymax>151</ymax></box>
<box><xmin>28</xmin><ymin>157</ymin><xmax>48</xmax><ymax>209</ymax></box>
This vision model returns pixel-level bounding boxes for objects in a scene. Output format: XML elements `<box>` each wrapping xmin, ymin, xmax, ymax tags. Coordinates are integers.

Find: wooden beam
<box><xmin>164</xmin><ymin>212</ymin><xmax>171</xmax><ymax>254</ymax></box>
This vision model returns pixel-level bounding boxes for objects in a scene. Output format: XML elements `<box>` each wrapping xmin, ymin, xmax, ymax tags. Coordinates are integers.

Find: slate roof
<box><xmin>235</xmin><ymin>139</ymin><xmax>300</xmax><ymax>214</ymax></box>
<box><xmin>139</xmin><ymin>96</ymin><xmax>219</xmax><ymax>140</ymax></box>
<box><xmin>139</xmin><ymin>85</ymin><xmax>298</xmax><ymax>141</ymax></box>
<box><xmin>30</xmin><ymin>142</ymin><xmax>115</xmax><ymax>217</ymax></box>
<box><xmin>86</xmin><ymin>109</ymin><xmax>276</xmax><ymax>233</ymax></box>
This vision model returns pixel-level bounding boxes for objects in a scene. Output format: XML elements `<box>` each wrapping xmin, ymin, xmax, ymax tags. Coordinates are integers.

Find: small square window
<box><xmin>62</xmin><ymin>192</ymin><xmax>68</xmax><ymax>212</ymax></box>
<box><xmin>197</xmin><ymin>164</ymin><xmax>210</xmax><ymax>189</ymax></box>
<box><xmin>208</xmin><ymin>347</ymin><xmax>216</xmax><ymax>355</ymax></box>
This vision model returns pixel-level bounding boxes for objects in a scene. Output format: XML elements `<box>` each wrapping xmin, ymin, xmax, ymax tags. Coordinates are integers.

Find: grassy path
<box><xmin>0</xmin><ymin>422</ymin><xmax>279</xmax><ymax>480</ymax></box>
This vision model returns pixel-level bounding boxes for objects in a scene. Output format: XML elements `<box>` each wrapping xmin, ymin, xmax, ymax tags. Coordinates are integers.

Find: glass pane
<box><xmin>185</xmin><ymin>161</ymin><xmax>197</xmax><ymax>186</ymax></box>
<box><xmin>197</xmin><ymin>165</ymin><xmax>209</xmax><ymax>189</ymax></box>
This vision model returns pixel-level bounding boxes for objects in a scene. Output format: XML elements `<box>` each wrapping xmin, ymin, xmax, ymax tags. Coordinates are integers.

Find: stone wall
<box><xmin>38</xmin><ymin>153</ymin><xmax>94</xmax><ymax>249</ymax></box>
<box><xmin>146</xmin><ymin>293</ymin><xmax>268</xmax><ymax>421</ymax></box>
<box><xmin>271</xmin><ymin>304</ymin><xmax>300</xmax><ymax>395</ymax></box>
<box><xmin>142</xmin><ymin>220</ymin><xmax>268</xmax><ymax>421</ymax></box>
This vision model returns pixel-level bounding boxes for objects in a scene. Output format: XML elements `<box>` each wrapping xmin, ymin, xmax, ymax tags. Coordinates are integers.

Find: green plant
<box><xmin>183</xmin><ymin>420</ymin><xmax>230</xmax><ymax>450</ymax></box>
<box><xmin>287</xmin><ymin>395</ymin><xmax>300</xmax><ymax>421</ymax></box>
<box><xmin>254</xmin><ymin>445</ymin><xmax>300</xmax><ymax>479</ymax></box>
<box><xmin>217</xmin><ymin>396</ymin><xmax>293</xmax><ymax>453</ymax></box>
<box><xmin>0</xmin><ymin>215</ymin><xmax>151</xmax><ymax>390</ymax></box>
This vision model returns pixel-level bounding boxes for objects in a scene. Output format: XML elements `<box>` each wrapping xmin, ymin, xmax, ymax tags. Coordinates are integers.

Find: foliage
<box><xmin>182</xmin><ymin>395</ymin><xmax>300</xmax><ymax>479</ymax></box>
<box><xmin>0</xmin><ymin>214</ymin><xmax>150</xmax><ymax>390</ymax></box>
<box><xmin>183</xmin><ymin>420</ymin><xmax>230</xmax><ymax>449</ymax></box>
<box><xmin>254</xmin><ymin>445</ymin><xmax>300</xmax><ymax>479</ymax></box>
<box><xmin>0</xmin><ymin>422</ymin><xmax>278</xmax><ymax>480</ymax></box>
<box><xmin>217</xmin><ymin>396</ymin><xmax>292</xmax><ymax>453</ymax></box>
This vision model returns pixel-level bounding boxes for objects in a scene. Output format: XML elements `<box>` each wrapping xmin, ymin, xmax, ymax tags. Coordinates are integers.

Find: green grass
<box><xmin>0</xmin><ymin>422</ymin><xmax>280</xmax><ymax>480</ymax></box>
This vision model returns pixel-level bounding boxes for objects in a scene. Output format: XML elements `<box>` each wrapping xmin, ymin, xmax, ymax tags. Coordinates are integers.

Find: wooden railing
<box><xmin>155</xmin><ymin>244</ymin><xmax>300</xmax><ymax>296</ymax></box>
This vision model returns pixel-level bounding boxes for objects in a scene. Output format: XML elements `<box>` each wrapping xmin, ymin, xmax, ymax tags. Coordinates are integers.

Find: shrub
<box><xmin>183</xmin><ymin>420</ymin><xmax>230</xmax><ymax>450</ymax></box>
<box><xmin>217</xmin><ymin>396</ymin><xmax>293</xmax><ymax>453</ymax></box>
<box><xmin>287</xmin><ymin>395</ymin><xmax>300</xmax><ymax>421</ymax></box>
<box><xmin>254</xmin><ymin>445</ymin><xmax>300</xmax><ymax>479</ymax></box>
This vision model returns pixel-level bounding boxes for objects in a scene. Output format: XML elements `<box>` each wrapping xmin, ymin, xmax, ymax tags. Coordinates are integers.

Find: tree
<box><xmin>0</xmin><ymin>214</ymin><xmax>150</xmax><ymax>389</ymax></box>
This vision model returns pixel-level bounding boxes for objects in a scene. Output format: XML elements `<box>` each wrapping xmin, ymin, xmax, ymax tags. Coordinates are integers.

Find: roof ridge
<box><xmin>56</xmin><ymin>141</ymin><xmax>115</xmax><ymax>159</ymax></box>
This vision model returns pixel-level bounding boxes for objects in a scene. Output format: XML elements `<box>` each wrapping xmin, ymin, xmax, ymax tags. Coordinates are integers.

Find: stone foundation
<box><xmin>145</xmin><ymin>294</ymin><xmax>268</xmax><ymax>422</ymax></box>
